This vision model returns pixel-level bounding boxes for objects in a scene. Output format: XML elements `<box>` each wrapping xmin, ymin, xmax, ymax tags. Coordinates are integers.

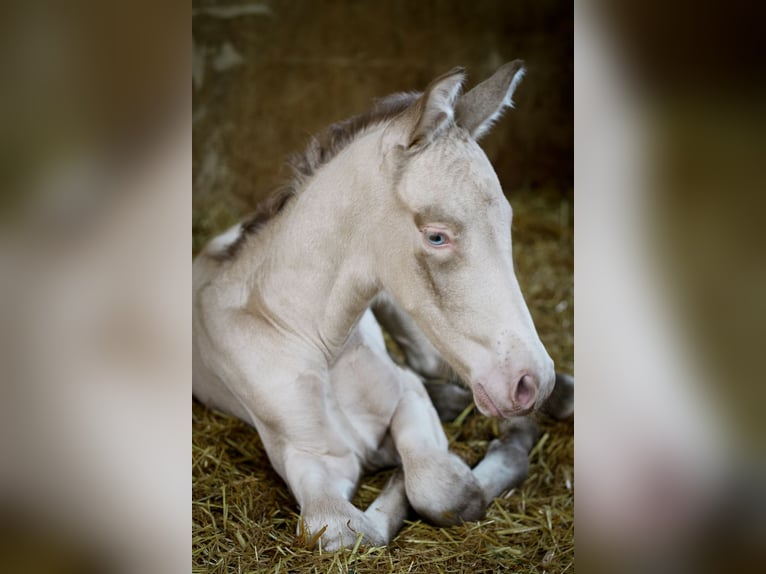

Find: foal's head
<box><xmin>376</xmin><ymin>62</ymin><xmax>555</xmax><ymax>417</ymax></box>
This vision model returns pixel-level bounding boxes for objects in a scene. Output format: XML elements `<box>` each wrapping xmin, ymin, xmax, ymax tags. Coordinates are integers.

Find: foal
<box><xmin>194</xmin><ymin>62</ymin><xmax>559</xmax><ymax>549</ymax></box>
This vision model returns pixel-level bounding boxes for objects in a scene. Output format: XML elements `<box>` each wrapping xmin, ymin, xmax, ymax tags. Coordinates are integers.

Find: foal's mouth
<box><xmin>473</xmin><ymin>382</ymin><xmax>506</xmax><ymax>418</ymax></box>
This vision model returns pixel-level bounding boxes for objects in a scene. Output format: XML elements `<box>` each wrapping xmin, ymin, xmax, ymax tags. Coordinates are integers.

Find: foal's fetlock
<box><xmin>492</xmin><ymin>416</ymin><xmax>540</xmax><ymax>454</ymax></box>
<box><xmin>480</xmin><ymin>416</ymin><xmax>540</xmax><ymax>492</ymax></box>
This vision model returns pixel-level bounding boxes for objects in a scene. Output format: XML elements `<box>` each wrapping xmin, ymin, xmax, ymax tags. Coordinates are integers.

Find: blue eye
<box><xmin>427</xmin><ymin>232</ymin><xmax>447</xmax><ymax>246</ymax></box>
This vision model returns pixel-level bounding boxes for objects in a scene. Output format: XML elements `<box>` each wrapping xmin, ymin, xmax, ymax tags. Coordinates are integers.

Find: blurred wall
<box><xmin>192</xmin><ymin>0</ymin><xmax>572</xmax><ymax>242</ymax></box>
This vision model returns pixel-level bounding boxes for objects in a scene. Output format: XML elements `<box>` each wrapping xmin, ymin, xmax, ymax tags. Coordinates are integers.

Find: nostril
<box><xmin>513</xmin><ymin>374</ymin><xmax>538</xmax><ymax>410</ymax></box>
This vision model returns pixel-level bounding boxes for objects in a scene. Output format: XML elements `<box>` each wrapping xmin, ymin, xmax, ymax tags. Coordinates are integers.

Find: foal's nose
<box><xmin>510</xmin><ymin>373</ymin><xmax>538</xmax><ymax>413</ymax></box>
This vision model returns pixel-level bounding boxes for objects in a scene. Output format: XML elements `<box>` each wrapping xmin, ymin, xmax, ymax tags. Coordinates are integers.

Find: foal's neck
<box><xmin>243</xmin><ymin>128</ymin><xmax>389</xmax><ymax>359</ymax></box>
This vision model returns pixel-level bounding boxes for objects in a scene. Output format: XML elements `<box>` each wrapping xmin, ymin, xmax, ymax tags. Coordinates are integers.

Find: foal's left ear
<box><xmin>407</xmin><ymin>67</ymin><xmax>465</xmax><ymax>149</ymax></box>
<box><xmin>455</xmin><ymin>60</ymin><xmax>526</xmax><ymax>140</ymax></box>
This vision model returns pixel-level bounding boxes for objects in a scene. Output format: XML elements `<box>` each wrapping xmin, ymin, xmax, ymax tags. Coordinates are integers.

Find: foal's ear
<box><xmin>455</xmin><ymin>60</ymin><xmax>526</xmax><ymax>140</ymax></box>
<box><xmin>407</xmin><ymin>67</ymin><xmax>465</xmax><ymax>149</ymax></box>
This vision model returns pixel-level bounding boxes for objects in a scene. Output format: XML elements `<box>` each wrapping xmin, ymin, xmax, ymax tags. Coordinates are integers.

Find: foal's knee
<box><xmin>403</xmin><ymin>449</ymin><xmax>486</xmax><ymax>526</ymax></box>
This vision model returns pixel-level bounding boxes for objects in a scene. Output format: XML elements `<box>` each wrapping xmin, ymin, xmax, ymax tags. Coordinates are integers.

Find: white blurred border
<box><xmin>575</xmin><ymin>0</ymin><xmax>763</xmax><ymax>571</ymax></box>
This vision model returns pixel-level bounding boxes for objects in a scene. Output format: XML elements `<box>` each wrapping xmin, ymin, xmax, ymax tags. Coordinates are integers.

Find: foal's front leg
<box><xmin>283</xmin><ymin>446</ymin><xmax>407</xmax><ymax>550</ymax></box>
<box><xmin>390</xmin><ymin>370</ymin><xmax>539</xmax><ymax>526</ymax></box>
<box><xmin>266</xmin><ymin>371</ymin><xmax>408</xmax><ymax>551</ymax></box>
<box><xmin>216</xmin><ymin>363</ymin><xmax>407</xmax><ymax>550</ymax></box>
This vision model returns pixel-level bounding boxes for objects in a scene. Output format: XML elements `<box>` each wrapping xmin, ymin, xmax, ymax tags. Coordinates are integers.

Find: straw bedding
<box><xmin>192</xmin><ymin>186</ymin><xmax>573</xmax><ymax>573</ymax></box>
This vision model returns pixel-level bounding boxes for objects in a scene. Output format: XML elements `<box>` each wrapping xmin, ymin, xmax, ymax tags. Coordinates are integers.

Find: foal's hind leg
<box><xmin>471</xmin><ymin>416</ymin><xmax>539</xmax><ymax>502</ymax></box>
<box><xmin>540</xmin><ymin>372</ymin><xmax>575</xmax><ymax>420</ymax></box>
<box><xmin>423</xmin><ymin>380</ymin><xmax>474</xmax><ymax>422</ymax></box>
<box><xmin>390</xmin><ymin>370</ymin><xmax>539</xmax><ymax>526</ymax></box>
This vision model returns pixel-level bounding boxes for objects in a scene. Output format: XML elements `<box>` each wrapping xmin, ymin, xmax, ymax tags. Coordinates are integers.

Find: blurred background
<box><xmin>576</xmin><ymin>1</ymin><xmax>766</xmax><ymax>572</ymax></box>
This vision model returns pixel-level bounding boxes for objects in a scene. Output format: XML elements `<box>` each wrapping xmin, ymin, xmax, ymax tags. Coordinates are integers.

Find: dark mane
<box><xmin>220</xmin><ymin>91</ymin><xmax>419</xmax><ymax>260</ymax></box>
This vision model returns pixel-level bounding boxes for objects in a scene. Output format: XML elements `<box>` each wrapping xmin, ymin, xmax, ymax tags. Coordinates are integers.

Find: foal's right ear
<box><xmin>407</xmin><ymin>67</ymin><xmax>465</xmax><ymax>150</ymax></box>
